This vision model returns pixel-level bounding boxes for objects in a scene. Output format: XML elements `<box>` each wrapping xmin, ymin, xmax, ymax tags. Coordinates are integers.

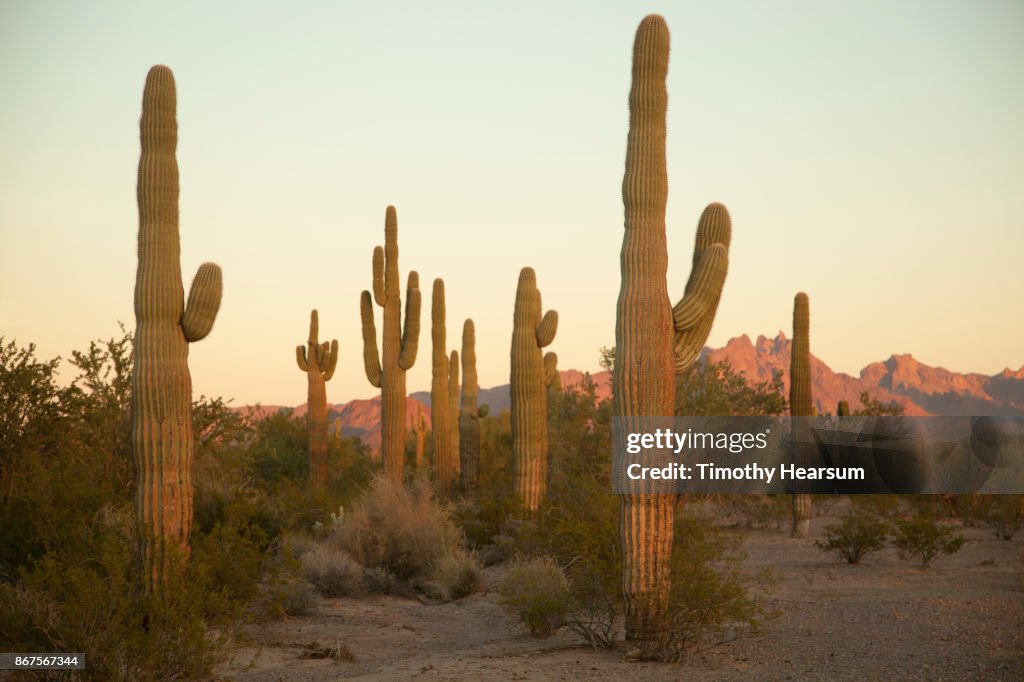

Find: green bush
<box><xmin>499</xmin><ymin>557</ymin><xmax>570</xmax><ymax>637</ymax></box>
<box><xmin>891</xmin><ymin>516</ymin><xmax>965</xmax><ymax>567</ymax></box>
<box><xmin>661</xmin><ymin>516</ymin><xmax>774</xmax><ymax>657</ymax></box>
<box><xmin>816</xmin><ymin>512</ymin><xmax>890</xmax><ymax>564</ymax></box>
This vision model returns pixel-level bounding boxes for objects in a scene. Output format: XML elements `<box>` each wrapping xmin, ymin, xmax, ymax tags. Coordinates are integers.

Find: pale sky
<box><xmin>2</xmin><ymin>1</ymin><xmax>1022</xmax><ymax>406</ymax></box>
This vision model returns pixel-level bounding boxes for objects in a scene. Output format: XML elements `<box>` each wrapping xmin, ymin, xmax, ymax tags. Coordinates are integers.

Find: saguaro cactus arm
<box><xmin>181</xmin><ymin>263</ymin><xmax>222</xmax><ymax>342</ymax></box>
<box><xmin>399</xmin><ymin>271</ymin><xmax>421</xmax><ymax>370</ymax></box>
<box><xmin>544</xmin><ymin>352</ymin><xmax>559</xmax><ymax>387</ymax></box>
<box><xmin>360</xmin><ymin>291</ymin><xmax>382</xmax><ymax>388</ymax></box>
<box><xmin>671</xmin><ymin>203</ymin><xmax>731</xmax><ymax>372</ymax></box>
<box><xmin>536</xmin><ymin>310</ymin><xmax>558</xmax><ymax>348</ymax></box>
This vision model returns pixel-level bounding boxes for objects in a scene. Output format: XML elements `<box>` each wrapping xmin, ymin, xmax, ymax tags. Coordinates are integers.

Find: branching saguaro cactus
<box><xmin>614</xmin><ymin>15</ymin><xmax>731</xmax><ymax>649</ymax></box>
<box><xmin>296</xmin><ymin>309</ymin><xmax>338</xmax><ymax>490</ymax></box>
<box><xmin>449</xmin><ymin>349</ymin><xmax>461</xmax><ymax>486</ymax></box>
<box><xmin>431</xmin><ymin>279</ymin><xmax>456</xmax><ymax>496</ymax></box>
<box><xmin>132</xmin><ymin>65</ymin><xmax>223</xmax><ymax>592</ymax></box>
<box><xmin>790</xmin><ymin>292</ymin><xmax>813</xmax><ymax>538</ymax></box>
<box><xmin>511</xmin><ymin>267</ymin><xmax>558</xmax><ymax>511</ymax></box>
<box><xmin>360</xmin><ymin>206</ymin><xmax>421</xmax><ymax>482</ymax></box>
<box><xmin>459</xmin><ymin>319</ymin><xmax>489</xmax><ymax>490</ymax></box>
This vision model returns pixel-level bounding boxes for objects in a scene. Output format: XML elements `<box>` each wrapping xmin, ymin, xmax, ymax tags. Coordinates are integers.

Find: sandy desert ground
<box><xmin>219</xmin><ymin>516</ymin><xmax>1023</xmax><ymax>682</ymax></box>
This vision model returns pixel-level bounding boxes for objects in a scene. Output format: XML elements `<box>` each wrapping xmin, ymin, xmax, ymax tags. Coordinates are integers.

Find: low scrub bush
<box><xmin>499</xmin><ymin>557</ymin><xmax>570</xmax><ymax>637</ymax></box>
<box><xmin>301</xmin><ymin>545</ymin><xmax>363</xmax><ymax>598</ymax></box>
<box><xmin>430</xmin><ymin>549</ymin><xmax>484</xmax><ymax>601</ymax></box>
<box><xmin>891</xmin><ymin>516</ymin><xmax>965</xmax><ymax>567</ymax></box>
<box><xmin>816</xmin><ymin>512</ymin><xmax>890</xmax><ymax>564</ymax></box>
<box><xmin>333</xmin><ymin>474</ymin><xmax>461</xmax><ymax>581</ymax></box>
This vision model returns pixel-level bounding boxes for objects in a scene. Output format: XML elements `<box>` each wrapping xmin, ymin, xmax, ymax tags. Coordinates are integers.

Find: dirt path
<box><xmin>219</xmin><ymin>522</ymin><xmax>1023</xmax><ymax>681</ymax></box>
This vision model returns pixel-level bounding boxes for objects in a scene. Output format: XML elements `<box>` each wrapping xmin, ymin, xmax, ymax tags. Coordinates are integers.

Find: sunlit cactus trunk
<box><xmin>431</xmin><ymin>279</ymin><xmax>456</xmax><ymax>496</ymax></box>
<box><xmin>615</xmin><ymin>15</ymin><xmax>731</xmax><ymax>650</ymax></box>
<box><xmin>459</xmin><ymin>319</ymin><xmax>488</xmax><ymax>491</ymax></box>
<box><xmin>837</xmin><ymin>400</ymin><xmax>850</xmax><ymax>417</ymax></box>
<box><xmin>360</xmin><ymin>207</ymin><xmax>421</xmax><ymax>481</ymax></box>
<box><xmin>511</xmin><ymin>267</ymin><xmax>558</xmax><ymax>511</ymax></box>
<box><xmin>296</xmin><ymin>309</ymin><xmax>338</xmax><ymax>490</ymax></box>
<box><xmin>414</xmin><ymin>403</ymin><xmax>426</xmax><ymax>469</ymax></box>
<box><xmin>448</xmin><ymin>350</ymin><xmax>461</xmax><ymax>488</ymax></box>
<box><xmin>132</xmin><ymin>65</ymin><xmax>222</xmax><ymax>592</ymax></box>
<box><xmin>790</xmin><ymin>292</ymin><xmax>813</xmax><ymax>538</ymax></box>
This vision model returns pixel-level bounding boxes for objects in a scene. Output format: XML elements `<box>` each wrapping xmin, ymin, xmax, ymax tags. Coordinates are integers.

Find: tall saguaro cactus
<box><xmin>296</xmin><ymin>309</ymin><xmax>338</xmax><ymax>489</ymax></box>
<box><xmin>431</xmin><ymin>279</ymin><xmax>456</xmax><ymax>497</ymax></box>
<box><xmin>614</xmin><ymin>15</ymin><xmax>731</xmax><ymax>648</ymax></box>
<box><xmin>837</xmin><ymin>400</ymin><xmax>850</xmax><ymax>417</ymax></box>
<box><xmin>790</xmin><ymin>292</ymin><xmax>813</xmax><ymax>538</ymax></box>
<box><xmin>459</xmin><ymin>319</ymin><xmax>488</xmax><ymax>490</ymax></box>
<box><xmin>132</xmin><ymin>65</ymin><xmax>223</xmax><ymax>592</ymax></box>
<box><xmin>511</xmin><ymin>267</ymin><xmax>558</xmax><ymax>511</ymax></box>
<box><xmin>360</xmin><ymin>206</ymin><xmax>421</xmax><ymax>481</ymax></box>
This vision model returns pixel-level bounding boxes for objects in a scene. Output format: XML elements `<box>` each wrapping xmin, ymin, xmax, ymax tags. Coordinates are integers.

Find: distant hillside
<box><xmin>239</xmin><ymin>334</ymin><xmax>1023</xmax><ymax>451</ymax></box>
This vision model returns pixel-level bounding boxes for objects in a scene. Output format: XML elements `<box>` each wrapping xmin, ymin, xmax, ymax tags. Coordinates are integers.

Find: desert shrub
<box><xmin>816</xmin><ymin>512</ymin><xmax>890</xmax><ymax>564</ymax></box>
<box><xmin>301</xmin><ymin>545</ymin><xmax>364</xmax><ymax>598</ymax></box>
<box><xmin>499</xmin><ymin>557</ymin><xmax>570</xmax><ymax>637</ymax></box>
<box><xmin>335</xmin><ymin>474</ymin><xmax>461</xmax><ymax>581</ymax></box>
<box><xmin>891</xmin><ymin>516</ymin><xmax>965</xmax><ymax>567</ymax></box>
<box><xmin>361</xmin><ymin>566</ymin><xmax>398</xmax><ymax>594</ymax></box>
<box><xmin>256</xmin><ymin>575</ymin><xmax>318</xmax><ymax>618</ymax></box>
<box><xmin>658</xmin><ymin>516</ymin><xmax>774</xmax><ymax>658</ymax></box>
<box><xmin>430</xmin><ymin>549</ymin><xmax>484</xmax><ymax>601</ymax></box>
<box><xmin>979</xmin><ymin>496</ymin><xmax>1024</xmax><ymax>540</ymax></box>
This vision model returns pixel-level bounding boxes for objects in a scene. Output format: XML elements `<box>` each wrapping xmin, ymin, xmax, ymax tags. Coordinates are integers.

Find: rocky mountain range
<box><xmin>240</xmin><ymin>333</ymin><xmax>1024</xmax><ymax>450</ymax></box>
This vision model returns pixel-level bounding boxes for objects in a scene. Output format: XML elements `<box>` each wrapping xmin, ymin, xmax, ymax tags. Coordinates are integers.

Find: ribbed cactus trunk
<box><xmin>360</xmin><ymin>207</ymin><xmax>421</xmax><ymax>482</ymax></box>
<box><xmin>414</xmin><ymin>404</ymin><xmax>426</xmax><ymax>469</ymax></box>
<box><xmin>511</xmin><ymin>267</ymin><xmax>558</xmax><ymax>512</ymax></box>
<box><xmin>790</xmin><ymin>292</ymin><xmax>813</xmax><ymax>538</ymax></box>
<box><xmin>615</xmin><ymin>15</ymin><xmax>731</xmax><ymax>650</ymax></box>
<box><xmin>449</xmin><ymin>350</ymin><xmax>461</xmax><ymax>488</ymax></box>
<box><xmin>132</xmin><ymin>65</ymin><xmax>223</xmax><ymax>593</ymax></box>
<box><xmin>296</xmin><ymin>309</ymin><xmax>338</xmax><ymax>490</ymax></box>
<box><xmin>837</xmin><ymin>400</ymin><xmax>850</xmax><ymax>417</ymax></box>
<box><xmin>459</xmin><ymin>319</ymin><xmax>485</xmax><ymax>490</ymax></box>
<box><xmin>431</xmin><ymin>279</ymin><xmax>456</xmax><ymax>497</ymax></box>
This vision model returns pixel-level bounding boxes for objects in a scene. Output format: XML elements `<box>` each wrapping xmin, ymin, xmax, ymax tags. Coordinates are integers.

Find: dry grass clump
<box><xmin>331</xmin><ymin>471</ymin><xmax>483</xmax><ymax>598</ymax></box>
<box><xmin>301</xmin><ymin>545</ymin><xmax>364</xmax><ymax>597</ymax></box>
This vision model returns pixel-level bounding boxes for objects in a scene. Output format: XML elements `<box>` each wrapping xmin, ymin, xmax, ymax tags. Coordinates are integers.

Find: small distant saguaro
<box><xmin>431</xmin><ymin>279</ymin><xmax>456</xmax><ymax>497</ymax></box>
<box><xmin>790</xmin><ymin>292</ymin><xmax>813</xmax><ymax>538</ymax></box>
<box><xmin>296</xmin><ymin>309</ymin><xmax>338</xmax><ymax>490</ymax></box>
<box><xmin>360</xmin><ymin>207</ymin><xmax>421</xmax><ymax>482</ymax></box>
<box><xmin>132</xmin><ymin>65</ymin><xmax>223</xmax><ymax>592</ymax></box>
<box><xmin>511</xmin><ymin>267</ymin><xmax>558</xmax><ymax>511</ymax></box>
<box><xmin>459</xmin><ymin>319</ymin><xmax>489</xmax><ymax>491</ymax></box>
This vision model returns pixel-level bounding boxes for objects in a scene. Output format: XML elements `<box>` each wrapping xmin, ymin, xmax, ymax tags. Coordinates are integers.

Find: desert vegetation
<box><xmin>1</xmin><ymin>11</ymin><xmax>1021</xmax><ymax>682</ymax></box>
